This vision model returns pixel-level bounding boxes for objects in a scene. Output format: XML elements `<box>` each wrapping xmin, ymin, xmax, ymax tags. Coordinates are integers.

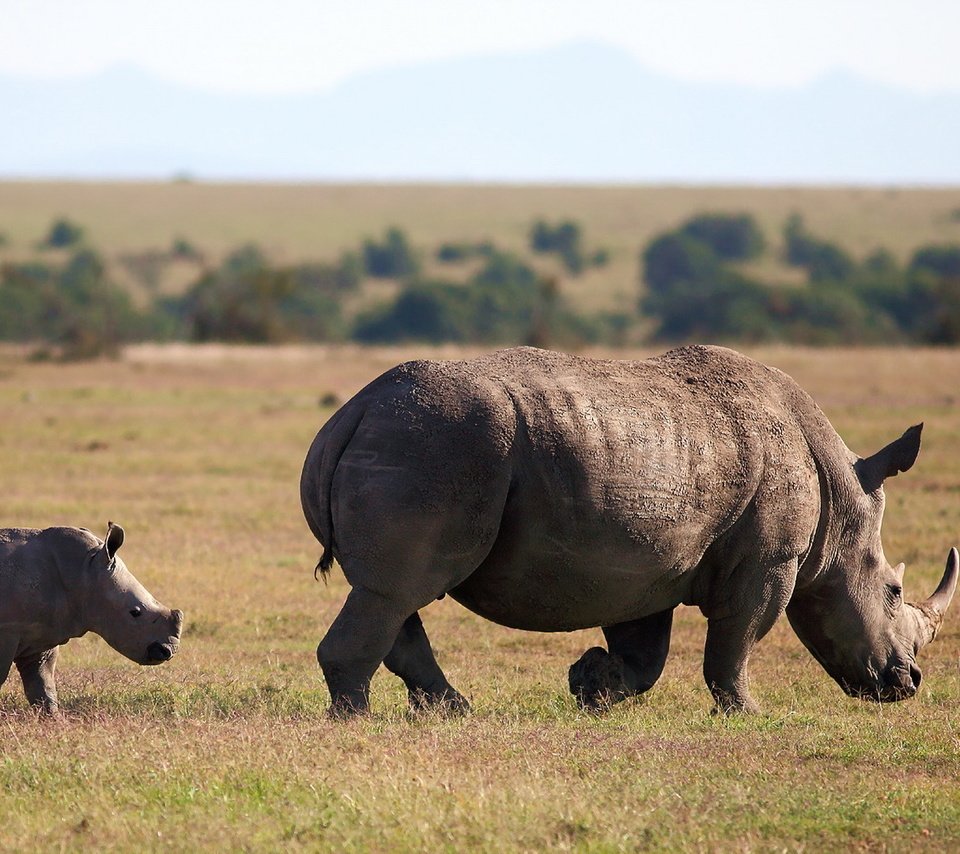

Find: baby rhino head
<box><xmin>84</xmin><ymin>523</ymin><xmax>183</xmax><ymax>666</ymax></box>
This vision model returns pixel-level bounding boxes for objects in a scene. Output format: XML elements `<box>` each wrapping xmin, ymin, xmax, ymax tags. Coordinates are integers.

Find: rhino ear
<box><xmin>104</xmin><ymin>521</ymin><xmax>125</xmax><ymax>561</ymax></box>
<box><xmin>855</xmin><ymin>424</ymin><xmax>922</xmax><ymax>494</ymax></box>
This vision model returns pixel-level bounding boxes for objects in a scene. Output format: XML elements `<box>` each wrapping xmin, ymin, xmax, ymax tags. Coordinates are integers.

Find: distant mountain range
<box><xmin>3</xmin><ymin>42</ymin><xmax>959</xmax><ymax>183</ymax></box>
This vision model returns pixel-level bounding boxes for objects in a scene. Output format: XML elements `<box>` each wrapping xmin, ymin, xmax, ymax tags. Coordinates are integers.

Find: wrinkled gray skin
<box><xmin>0</xmin><ymin>523</ymin><xmax>183</xmax><ymax>715</ymax></box>
<box><xmin>300</xmin><ymin>345</ymin><xmax>958</xmax><ymax>717</ymax></box>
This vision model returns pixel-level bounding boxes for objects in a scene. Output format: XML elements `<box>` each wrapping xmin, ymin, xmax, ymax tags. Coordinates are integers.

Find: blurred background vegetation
<box><xmin>2</xmin><ymin>198</ymin><xmax>959</xmax><ymax>359</ymax></box>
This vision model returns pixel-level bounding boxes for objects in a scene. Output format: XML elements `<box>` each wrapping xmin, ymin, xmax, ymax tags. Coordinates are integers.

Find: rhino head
<box><xmin>787</xmin><ymin>425</ymin><xmax>958</xmax><ymax>702</ymax></box>
<box><xmin>84</xmin><ymin>523</ymin><xmax>184</xmax><ymax>666</ymax></box>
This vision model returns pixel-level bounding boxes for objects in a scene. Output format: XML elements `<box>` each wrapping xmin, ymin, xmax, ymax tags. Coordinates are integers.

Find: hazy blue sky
<box><xmin>3</xmin><ymin>1</ymin><xmax>959</xmax><ymax>94</ymax></box>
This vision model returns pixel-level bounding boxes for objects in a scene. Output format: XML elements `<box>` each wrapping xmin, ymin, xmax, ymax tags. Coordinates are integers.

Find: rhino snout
<box><xmin>847</xmin><ymin>661</ymin><xmax>922</xmax><ymax>702</ymax></box>
<box><xmin>146</xmin><ymin>641</ymin><xmax>176</xmax><ymax>663</ymax></box>
<box><xmin>879</xmin><ymin>662</ymin><xmax>921</xmax><ymax>701</ymax></box>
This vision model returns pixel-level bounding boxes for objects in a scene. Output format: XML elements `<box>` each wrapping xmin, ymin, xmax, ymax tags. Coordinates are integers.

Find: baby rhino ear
<box><xmin>104</xmin><ymin>521</ymin><xmax>125</xmax><ymax>561</ymax></box>
<box><xmin>855</xmin><ymin>424</ymin><xmax>922</xmax><ymax>494</ymax></box>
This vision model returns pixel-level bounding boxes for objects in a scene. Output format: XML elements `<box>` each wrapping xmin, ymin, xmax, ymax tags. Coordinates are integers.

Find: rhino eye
<box><xmin>130</xmin><ymin>606</ymin><xmax>143</xmax><ymax>618</ymax></box>
<box><xmin>887</xmin><ymin>585</ymin><xmax>903</xmax><ymax>607</ymax></box>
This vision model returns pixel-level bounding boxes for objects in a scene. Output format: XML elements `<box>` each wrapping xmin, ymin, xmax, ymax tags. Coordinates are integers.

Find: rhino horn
<box><xmin>911</xmin><ymin>548</ymin><xmax>959</xmax><ymax>648</ymax></box>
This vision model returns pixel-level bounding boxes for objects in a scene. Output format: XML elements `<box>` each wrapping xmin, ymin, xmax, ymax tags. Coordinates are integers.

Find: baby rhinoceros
<box><xmin>0</xmin><ymin>523</ymin><xmax>183</xmax><ymax>715</ymax></box>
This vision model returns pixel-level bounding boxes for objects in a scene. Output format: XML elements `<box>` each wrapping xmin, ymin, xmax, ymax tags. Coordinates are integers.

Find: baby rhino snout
<box><xmin>144</xmin><ymin>608</ymin><xmax>183</xmax><ymax>664</ymax></box>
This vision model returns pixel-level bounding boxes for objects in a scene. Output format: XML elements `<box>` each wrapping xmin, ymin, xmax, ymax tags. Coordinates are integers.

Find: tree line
<box><xmin>0</xmin><ymin>212</ymin><xmax>958</xmax><ymax>358</ymax></box>
<box><xmin>642</xmin><ymin>213</ymin><xmax>960</xmax><ymax>344</ymax></box>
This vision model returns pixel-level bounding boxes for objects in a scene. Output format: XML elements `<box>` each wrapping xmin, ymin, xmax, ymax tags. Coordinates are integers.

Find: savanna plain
<box><xmin>1</xmin><ymin>342</ymin><xmax>959</xmax><ymax>852</ymax></box>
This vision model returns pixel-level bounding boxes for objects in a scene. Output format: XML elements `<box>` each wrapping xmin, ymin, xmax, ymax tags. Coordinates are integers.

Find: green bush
<box><xmin>528</xmin><ymin>219</ymin><xmax>607</xmax><ymax>275</ymax></box>
<box><xmin>910</xmin><ymin>244</ymin><xmax>960</xmax><ymax>279</ymax></box>
<box><xmin>291</xmin><ymin>254</ymin><xmax>362</xmax><ymax>294</ymax></box>
<box><xmin>679</xmin><ymin>213</ymin><xmax>765</xmax><ymax>260</ymax></box>
<box><xmin>168</xmin><ymin>245</ymin><xmax>346</xmax><ymax>343</ymax></box>
<box><xmin>362</xmin><ymin>227</ymin><xmax>419</xmax><ymax>278</ymax></box>
<box><xmin>353</xmin><ymin>281</ymin><xmax>472</xmax><ymax>343</ymax></box>
<box><xmin>353</xmin><ymin>251</ymin><xmax>596</xmax><ymax>345</ymax></box>
<box><xmin>42</xmin><ymin>217</ymin><xmax>85</xmax><ymax>249</ymax></box>
<box><xmin>0</xmin><ymin>250</ymin><xmax>142</xmax><ymax>358</ymax></box>
<box><xmin>642</xmin><ymin>233</ymin><xmax>723</xmax><ymax>295</ymax></box>
<box><xmin>0</xmin><ymin>262</ymin><xmax>53</xmax><ymax>340</ymax></box>
<box><xmin>783</xmin><ymin>215</ymin><xmax>856</xmax><ymax>282</ymax></box>
<box><xmin>436</xmin><ymin>242</ymin><xmax>472</xmax><ymax>263</ymax></box>
<box><xmin>171</xmin><ymin>236</ymin><xmax>204</xmax><ymax>262</ymax></box>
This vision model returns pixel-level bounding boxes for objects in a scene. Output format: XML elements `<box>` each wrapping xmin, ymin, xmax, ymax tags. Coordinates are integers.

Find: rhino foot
<box><xmin>325</xmin><ymin>690</ymin><xmax>372</xmax><ymax>719</ymax></box>
<box><xmin>27</xmin><ymin>701</ymin><xmax>61</xmax><ymax>720</ymax></box>
<box><xmin>408</xmin><ymin>688</ymin><xmax>471</xmax><ymax>716</ymax></box>
<box><xmin>709</xmin><ymin>687</ymin><xmax>761</xmax><ymax>715</ymax></box>
<box><xmin>569</xmin><ymin>647</ymin><xmax>631</xmax><ymax>711</ymax></box>
<box><xmin>326</xmin><ymin>703</ymin><xmax>369</xmax><ymax>720</ymax></box>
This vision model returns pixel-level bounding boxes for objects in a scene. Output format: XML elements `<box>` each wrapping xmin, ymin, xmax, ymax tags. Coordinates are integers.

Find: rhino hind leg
<box><xmin>0</xmin><ymin>636</ymin><xmax>16</xmax><ymax>689</ymax></box>
<box><xmin>569</xmin><ymin>608</ymin><xmax>674</xmax><ymax>711</ymax></box>
<box><xmin>317</xmin><ymin>586</ymin><xmax>413</xmax><ymax>717</ymax></box>
<box><xmin>383</xmin><ymin>612</ymin><xmax>470</xmax><ymax>715</ymax></box>
<box><xmin>16</xmin><ymin>646</ymin><xmax>60</xmax><ymax>716</ymax></box>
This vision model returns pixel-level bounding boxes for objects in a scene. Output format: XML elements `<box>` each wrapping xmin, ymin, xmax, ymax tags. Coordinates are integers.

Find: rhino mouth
<box><xmin>838</xmin><ymin>662</ymin><xmax>921</xmax><ymax>703</ymax></box>
<box><xmin>145</xmin><ymin>641</ymin><xmax>179</xmax><ymax>665</ymax></box>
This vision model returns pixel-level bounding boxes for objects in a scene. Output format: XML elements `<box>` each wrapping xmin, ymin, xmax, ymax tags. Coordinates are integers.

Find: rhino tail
<box><xmin>301</xmin><ymin>399</ymin><xmax>367</xmax><ymax>583</ymax></box>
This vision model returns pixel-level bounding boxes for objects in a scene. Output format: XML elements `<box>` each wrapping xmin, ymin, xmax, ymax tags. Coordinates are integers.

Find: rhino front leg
<box><xmin>569</xmin><ymin>608</ymin><xmax>674</xmax><ymax>710</ymax></box>
<box><xmin>702</xmin><ymin>560</ymin><xmax>797</xmax><ymax>714</ymax></box>
<box><xmin>317</xmin><ymin>586</ymin><xmax>411</xmax><ymax>718</ymax></box>
<box><xmin>16</xmin><ymin>646</ymin><xmax>60</xmax><ymax>716</ymax></box>
<box><xmin>383</xmin><ymin>612</ymin><xmax>470</xmax><ymax>714</ymax></box>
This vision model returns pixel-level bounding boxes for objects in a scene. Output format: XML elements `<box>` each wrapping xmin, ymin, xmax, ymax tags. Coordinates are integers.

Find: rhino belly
<box><xmin>448</xmin><ymin>497</ymin><xmax>706</xmax><ymax>632</ymax></box>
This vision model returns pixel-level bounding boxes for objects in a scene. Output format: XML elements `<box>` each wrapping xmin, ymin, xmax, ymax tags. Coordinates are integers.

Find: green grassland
<box><xmin>2</xmin><ymin>182</ymin><xmax>960</xmax><ymax>316</ymax></box>
<box><xmin>1</xmin><ymin>343</ymin><xmax>959</xmax><ymax>851</ymax></box>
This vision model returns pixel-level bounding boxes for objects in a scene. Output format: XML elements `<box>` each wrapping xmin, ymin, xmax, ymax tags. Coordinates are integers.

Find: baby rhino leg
<box><xmin>16</xmin><ymin>646</ymin><xmax>60</xmax><ymax>716</ymax></box>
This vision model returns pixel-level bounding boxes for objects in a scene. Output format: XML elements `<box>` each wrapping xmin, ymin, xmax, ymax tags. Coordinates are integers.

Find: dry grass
<box><xmin>1</xmin><ymin>343</ymin><xmax>959</xmax><ymax>852</ymax></box>
<box><xmin>2</xmin><ymin>182</ymin><xmax>960</xmax><ymax>314</ymax></box>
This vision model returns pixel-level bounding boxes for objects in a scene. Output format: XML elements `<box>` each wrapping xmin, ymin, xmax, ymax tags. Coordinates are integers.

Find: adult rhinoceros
<box><xmin>300</xmin><ymin>345</ymin><xmax>957</xmax><ymax>716</ymax></box>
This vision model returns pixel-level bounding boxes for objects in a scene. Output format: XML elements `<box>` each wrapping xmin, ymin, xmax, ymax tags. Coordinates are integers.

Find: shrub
<box><xmin>910</xmin><ymin>244</ymin><xmax>960</xmax><ymax>279</ymax></box>
<box><xmin>362</xmin><ymin>228</ymin><xmax>419</xmax><ymax>278</ymax></box>
<box><xmin>171</xmin><ymin>236</ymin><xmax>204</xmax><ymax>262</ymax></box>
<box><xmin>679</xmin><ymin>213</ymin><xmax>765</xmax><ymax>260</ymax></box>
<box><xmin>42</xmin><ymin>217</ymin><xmax>85</xmax><ymax>249</ymax></box>
<box><xmin>529</xmin><ymin>218</ymin><xmax>612</xmax><ymax>276</ymax></box>
<box><xmin>0</xmin><ymin>251</ymin><xmax>142</xmax><ymax>358</ymax></box>
<box><xmin>291</xmin><ymin>254</ymin><xmax>362</xmax><ymax>294</ymax></box>
<box><xmin>169</xmin><ymin>245</ymin><xmax>345</xmax><ymax>343</ymax></box>
<box><xmin>353</xmin><ymin>281</ymin><xmax>472</xmax><ymax>343</ymax></box>
<box><xmin>783</xmin><ymin>215</ymin><xmax>855</xmax><ymax>282</ymax></box>
<box><xmin>642</xmin><ymin>233</ymin><xmax>722</xmax><ymax>295</ymax></box>
<box><xmin>353</xmin><ymin>252</ymin><xmax>556</xmax><ymax>345</ymax></box>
